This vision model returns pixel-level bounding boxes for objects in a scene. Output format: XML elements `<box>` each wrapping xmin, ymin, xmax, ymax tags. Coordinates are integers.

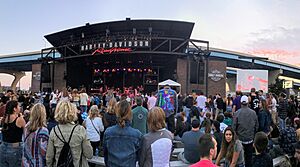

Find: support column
<box><xmin>11</xmin><ymin>72</ymin><xmax>26</xmax><ymax>92</ymax></box>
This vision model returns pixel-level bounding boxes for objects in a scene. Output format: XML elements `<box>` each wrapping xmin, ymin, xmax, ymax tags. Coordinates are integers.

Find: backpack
<box><xmin>53</xmin><ymin>124</ymin><xmax>78</xmax><ymax>167</ymax></box>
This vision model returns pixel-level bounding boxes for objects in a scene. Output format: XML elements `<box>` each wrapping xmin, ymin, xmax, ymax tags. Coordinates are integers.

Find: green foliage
<box><xmin>268</xmin><ymin>78</ymin><xmax>284</xmax><ymax>95</ymax></box>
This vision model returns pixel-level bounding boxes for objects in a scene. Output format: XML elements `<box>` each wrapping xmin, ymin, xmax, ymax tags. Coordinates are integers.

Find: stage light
<box><xmin>123</xmin><ymin>68</ymin><xmax>126</xmax><ymax>71</ymax></box>
<box><xmin>133</xmin><ymin>28</ymin><xmax>136</xmax><ymax>35</ymax></box>
<box><xmin>81</xmin><ymin>32</ymin><xmax>85</xmax><ymax>38</ymax></box>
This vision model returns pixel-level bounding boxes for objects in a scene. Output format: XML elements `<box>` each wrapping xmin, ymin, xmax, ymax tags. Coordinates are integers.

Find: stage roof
<box><xmin>45</xmin><ymin>19</ymin><xmax>194</xmax><ymax>48</ymax></box>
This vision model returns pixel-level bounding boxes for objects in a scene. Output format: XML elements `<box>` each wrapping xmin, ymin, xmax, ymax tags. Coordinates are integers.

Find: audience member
<box><xmin>279</xmin><ymin>118</ymin><xmax>297</xmax><ymax>156</ymax></box>
<box><xmin>131</xmin><ymin>96</ymin><xmax>148</xmax><ymax>135</ymax></box>
<box><xmin>179</xmin><ymin>119</ymin><xmax>204</xmax><ymax>164</ymax></box>
<box><xmin>139</xmin><ymin>107</ymin><xmax>173</xmax><ymax>167</ymax></box>
<box><xmin>22</xmin><ymin>103</ymin><xmax>49</xmax><ymax>166</ymax></box>
<box><xmin>216</xmin><ymin>127</ymin><xmax>244</xmax><ymax>167</ymax></box>
<box><xmin>252</xmin><ymin>132</ymin><xmax>273</xmax><ymax>167</ymax></box>
<box><xmin>0</xmin><ymin>100</ymin><xmax>26</xmax><ymax>167</ymax></box>
<box><xmin>103</xmin><ymin>100</ymin><xmax>142</xmax><ymax>166</ymax></box>
<box><xmin>190</xmin><ymin>134</ymin><xmax>218</xmax><ymax>167</ymax></box>
<box><xmin>46</xmin><ymin>101</ymin><xmax>93</xmax><ymax>167</ymax></box>
<box><xmin>233</xmin><ymin>95</ymin><xmax>258</xmax><ymax>167</ymax></box>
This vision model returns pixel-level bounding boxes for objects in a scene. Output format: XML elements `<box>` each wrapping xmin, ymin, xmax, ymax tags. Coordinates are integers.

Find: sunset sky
<box><xmin>0</xmin><ymin>0</ymin><xmax>300</xmax><ymax>89</ymax></box>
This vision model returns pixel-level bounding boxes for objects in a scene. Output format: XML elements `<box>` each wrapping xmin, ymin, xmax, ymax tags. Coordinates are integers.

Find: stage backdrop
<box><xmin>236</xmin><ymin>69</ymin><xmax>268</xmax><ymax>93</ymax></box>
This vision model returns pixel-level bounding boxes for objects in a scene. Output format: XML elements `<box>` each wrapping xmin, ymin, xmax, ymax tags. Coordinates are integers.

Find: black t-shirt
<box><xmin>252</xmin><ymin>152</ymin><xmax>273</xmax><ymax>167</ymax></box>
<box><xmin>250</xmin><ymin>95</ymin><xmax>260</xmax><ymax>113</ymax></box>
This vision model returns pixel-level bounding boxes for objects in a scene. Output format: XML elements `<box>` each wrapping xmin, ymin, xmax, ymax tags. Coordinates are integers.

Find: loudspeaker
<box><xmin>41</xmin><ymin>63</ymin><xmax>51</xmax><ymax>83</ymax></box>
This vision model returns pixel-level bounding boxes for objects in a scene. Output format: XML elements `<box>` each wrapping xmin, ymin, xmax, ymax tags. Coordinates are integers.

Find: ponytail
<box><xmin>116</xmin><ymin>100</ymin><xmax>132</xmax><ymax>128</ymax></box>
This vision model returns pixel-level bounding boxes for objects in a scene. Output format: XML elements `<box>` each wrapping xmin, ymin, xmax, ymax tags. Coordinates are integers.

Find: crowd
<box><xmin>0</xmin><ymin>85</ymin><xmax>300</xmax><ymax>167</ymax></box>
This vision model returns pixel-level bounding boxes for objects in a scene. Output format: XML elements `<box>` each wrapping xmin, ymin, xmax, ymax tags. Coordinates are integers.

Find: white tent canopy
<box><xmin>158</xmin><ymin>79</ymin><xmax>181</xmax><ymax>87</ymax></box>
<box><xmin>158</xmin><ymin>79</ymin><xmax>181</xmax><ymax>93</ymax></box>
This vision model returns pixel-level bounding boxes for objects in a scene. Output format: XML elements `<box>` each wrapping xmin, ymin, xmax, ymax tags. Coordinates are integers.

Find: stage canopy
<box><xmin>158</xmin><ymin>79</ymin><xmax>181</xmax><ymax>87</ymax></box>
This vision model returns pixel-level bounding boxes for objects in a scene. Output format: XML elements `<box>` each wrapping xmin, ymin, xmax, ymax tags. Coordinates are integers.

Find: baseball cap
<box><xmin>240</xmin><ymin>95</ymin><xmax>249</xmax><ymax>104</ymax></box>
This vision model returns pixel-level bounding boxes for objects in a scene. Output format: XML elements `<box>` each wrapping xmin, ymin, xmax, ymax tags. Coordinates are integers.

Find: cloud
<box><xmin>245</xmin><ymin>26</ymin><xmax>300</xmax><ymax>66</ymax></box>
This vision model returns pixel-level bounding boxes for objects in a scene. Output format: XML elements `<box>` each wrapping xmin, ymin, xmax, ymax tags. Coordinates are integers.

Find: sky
<box><xmin>0</xmin><ymin>0</ymin><xmax>300</xmax><ymax>89</ymax></box>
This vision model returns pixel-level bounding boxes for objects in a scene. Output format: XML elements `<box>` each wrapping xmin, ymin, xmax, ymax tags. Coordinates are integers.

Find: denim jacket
<box><xmin>103</xmin><ymin>121</ymin><xmax>142</xmax><ymax>167</ymax></box>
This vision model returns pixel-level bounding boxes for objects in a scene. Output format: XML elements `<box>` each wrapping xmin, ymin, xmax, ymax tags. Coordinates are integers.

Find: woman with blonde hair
<box><xmin>103</xmin><ymin>98</ymin><xmax>117</xmax><ymax>128</ymax></box>
<box><xmin>46</xmin><ymin>101</ymin><xmax>93</xmax><ymax>167</ymax></box>
<box><xmin>22</xmin><ymin>103</ymin><xmax>49</xmax><ymax>167</ymax></box>
<box><xmin>83</xmin><ymin>105</ymin><xmax>104</xmax><ymax>156</ymax></box>
<box><xmin>139</xmin><ymin>107</ymin><xmax>173</xmax><ymax>167</ymax></box>
<box><xmin>103</xmin><ymin>100</ymin><xmax>142</xmax><ymax>167</ymax></box>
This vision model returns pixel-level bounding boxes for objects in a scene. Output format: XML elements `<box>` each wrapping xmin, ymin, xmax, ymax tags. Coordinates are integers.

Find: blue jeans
<box><xmin>183</xmin><ymin>107</ymin><xmax>191</xmax><ymax>123</ymax></box>
<box><xmin>279</xmin><ymin>118</ymin><xmax>286</xmax><ymax>130</ymax></box>
<box><xmin>0</xmin><ymin>142</ymin><xmax>22</xmax><ymax>167</ymax></box>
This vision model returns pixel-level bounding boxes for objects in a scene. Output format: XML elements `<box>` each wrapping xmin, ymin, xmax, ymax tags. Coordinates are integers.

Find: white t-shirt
<box><xmin>148</xmin><ymin>96</ymin><xmax>157</xmax><ymax>110</ymax></box>
<box><xmin>196</xmin><ymin>95</ymin><xmax>207</xmax><ymax>109</ymax></box>
<box><xmin>80</xmin><ymin>93</ymin><xmax>88</xmax><ymax>106</ymax></box>
<box><xmin>85</xmin><ymin>117</ymin><xmax>104</xmax><ymax>142</ymax></box>
<box><xmin>272</xmin><ymin>97</ymin><xmax>277</xmax><ymax>111</ymax></box>
<box><xmin>50</xmin><ymin>93</ymin><xmax>58</xmax><ymax>104</ymax></box>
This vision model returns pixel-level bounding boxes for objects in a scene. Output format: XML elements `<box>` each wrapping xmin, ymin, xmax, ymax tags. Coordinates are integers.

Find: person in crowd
<box><xmin>200</xmin><ymin>118</ymin><xmax>212</xmax><ymax>134</ymax></box>
<box><xmin>83</xmin><ymin>105</ymin><xmax>104</xmax><ymax>156</ymax></box>
<box><xmin>80</xmin><ymin>87</ymin><xmax>89</xmax><ymax>115</ymax></box>
<box><xmin>190</xmin><ymin>134</ymin><xmax>218</xmax><ymax>167</ymax></box>
<box><xmin>232</xmin><ymin>95</ymin><xmax>258</xmax><ymax>167</ymax></box>
<box><xmin>0</xmin><ymin>100</ymin><xmax>26</xmax><ymax>167</ymax></box>
<box><xmin>252</xmin><ymin>132</ymin><xmax>273</xmax><ymax>167</ymax></box>
<box><xmin>214</xmin><ymin>93</ymin><xmax>224</xmax><ymax>120</ymax></box>
<box><xmin>249</xmin><ymin>88</ymin><xmax>260</xmax><ymax>115</ymax></box>
<box><xmin>43</xmin><ymin>93</ymin><xmax>51</xmax><ymax>119</ymax></box>
<box><xmin>257</xmin><ymin>98</ymin><xmax>272</xmax><ymax>134</ymax></box>
<box><xmin>50</xmin><ymin>89</ymin><xmax>59</xmax><ymax>109</ymax></box>
<box><xmin>270</xmin><ymin>93</ymin><xmax>278</xmax><ymax>125</ymax></box>
<box><xmin>139</xmin><ymin>107</ymin><xmax>173</xmax><ymax>167</ymax></box>
<box><xmin>179</xmin><ymin>119</ymin><xmax>204</xmax><ymax>164</ymax></box>
<box><xmin>223</xmin><ymin>112</ymin><xmax>233</xmax><ymax>126</ymax></box>
<box><xmin>278</xmin><ymin>92</ymin><xmax>289</xmax><ymax>129</ymax></box>
<box><xmin>212</xmin><ymin>120</ymin><xmax>223</xmax><ymax>156</ymax></box>
<box><xmin>132</xmin><ymin>96</ymin><xmax>148</xmax><ymax>135</ymax></box>
<box><xmin>183</xmin><ymin>92</ymin><xmax>194</xmax><ymax>123</ymax></box>
<box><xmin>175</xmin><ymin>111</ymin><xmax>190</xmax><ymax>140</ymax></box>
<box><xmin>103</xmin><ymin>98</ymin><xmax>117</xmax><ymax>129</ymax></box>
<box><xmin>226</xmin><ymin>94</ymin><xmax>233</xmax><ymax>112</ymax></box>
<box><xmin>294</xmin><ymin>141</ymin><xmax>300</xmax><ymax>166</ymax></box>
<box><xmin>147</xmin><ymin>91</ymin><xmax>157</xmax><ymax>110</ymax></box>
<box><xmin>216</xmin><ymin>127</ymin><xmax>244</xmax><ymax>167</ymax></box>
<box><xmin>189</xmin><ymin>100</ymin><xmax>201</xmax><ymax>122</ymax></box>
<box><xmin>22</xmin><ymin>103</ymin><xmax>49</xmax><ymax>167</ymax></box>
<box><xmin>71</xmin><ymin>88</ymin><xmax>80</xmax><ymax>107</ymax></box>
<box><xmin>294</xmin><ymin>117</ymin><xmax>300</xmax><ymax>141</ymax></box>
<box><xmin>59</xmin><ymin>88</ymin><xmax>70</xmax><ymax>102</ymax></box>
<box><xmin>142</xmin><ymin>96</ymin><xmax>149</xmax><ymax>110</ymax></box>
<box><xmin>103</xmin><ymin>100</ymin><xmax>142</xmax><ymax>167</ymax></box>
<box><xmin>196</xmin><ymin>91</ymin><xmax>207</xmax><ymax>112</ymax></box>
<box><xmin>217</xmin><ymin>114</ymin><xmax>228</xmax><ymax>133</ymax></box>
<box><xmin>279</xmin><ymin>118</ymin><xmax>297</xmax><ymax>156</ymax></box>
<box><xmin>47</xmin><ymin>108</ymin><xmax>58</xmax><ymax>133</ymax></box>
<box><xmin>232</xmin><ymin>91</ymin><xmax>242</xmax><ymax>113</ymax></box>
<box><xmin>156</xmin><ymin>84</ymin><xmax>178</xmax><ymax>133</ymax></box>
<box><xmin>288</xmin><ymin>95</ymin><xmax>298</xmax><ymax>121</ymax></box>
<box><xmin>105</xmin><ymin>89</ymin><xmax>114</xmax><ymax>107</ymax></box>
<box><xmin>46</xmin><ymin>101</ymin><xmax>93</xmax><ymax>167</ymax></box>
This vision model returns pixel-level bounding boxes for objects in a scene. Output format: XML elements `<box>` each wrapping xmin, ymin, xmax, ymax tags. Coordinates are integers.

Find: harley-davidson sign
<box><xmin>208</xmin><ymin>70</ymin><xmax>224</xmax><ymax>81</ymax></box>
<box><xmin>92</xmin><ymin>48</ymin><xmax>132</xmax><ymax>55</ymax></box>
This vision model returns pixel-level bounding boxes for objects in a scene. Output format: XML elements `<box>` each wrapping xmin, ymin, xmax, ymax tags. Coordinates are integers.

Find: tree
<box><xmin>269</xmin><ymin>78</ymin><xmax>285</xmax><ymax>95</ymax></box>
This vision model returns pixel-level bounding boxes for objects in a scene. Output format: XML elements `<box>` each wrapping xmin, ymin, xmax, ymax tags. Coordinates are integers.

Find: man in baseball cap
<box><xmin>233</xmin><ymin>95</ymin><xmax>258</xmax><ymax>167</ymax></box>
